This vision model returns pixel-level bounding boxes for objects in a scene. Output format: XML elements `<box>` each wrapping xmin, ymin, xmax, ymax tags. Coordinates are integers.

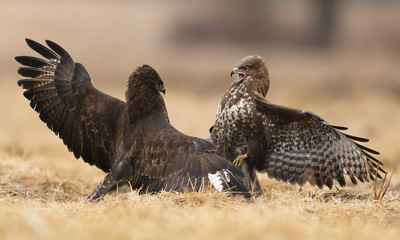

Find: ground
<box><xmin>1</xmin><ymin>151</ymin><xmax>399</xmax><ymax>240</ymax></box>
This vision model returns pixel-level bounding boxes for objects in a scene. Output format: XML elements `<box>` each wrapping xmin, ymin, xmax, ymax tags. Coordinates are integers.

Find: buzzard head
<box><xmin>230</xmin><ymin>55</ymin><xmax>270</xmax><ymax>96</ymax></box>
<box><xmin>128</xmin><ymin>64</ymin><xmax>166</xmax><ymax>95</ymax></box>
<box><xmin>126</xmin><ymin>64</ymin><xmax>168</xmax><ymax>123</ymax></box>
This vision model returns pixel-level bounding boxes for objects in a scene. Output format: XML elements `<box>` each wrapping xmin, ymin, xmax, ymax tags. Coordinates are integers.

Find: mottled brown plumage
<box><xmin>209</xmin><ymin>55</ymin><xmax>385</xmax><ymax>191</ymax></box>
<box><xmin>16</xmin><ymin>39</ymin><xmax>250</xmax><ymax>201</ymax></box>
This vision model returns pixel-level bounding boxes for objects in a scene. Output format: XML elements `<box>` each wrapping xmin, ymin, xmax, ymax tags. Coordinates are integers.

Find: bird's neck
<box><xmin>241</xmin><ymin>76</ymin><xmax>268</xmax><ymax>97</ymax></box>
<box><xmin>126</xmin><ymin>85</ymin><xmax>168</xmax><ymax>124</ymax></box>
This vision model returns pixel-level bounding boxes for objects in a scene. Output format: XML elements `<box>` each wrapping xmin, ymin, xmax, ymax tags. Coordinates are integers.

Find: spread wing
<box><xmin>129</xmin><ymin>121</ymin><xmax>249</xmax><ymax>197</ymax></box>
<box><xmin>16</xmin><ymin>39</ymin><xmax>126</xmax><ymax>172</ymax></box>
<box><xmin>254</xmin><ymin>93</ymin><xmax>385</xmax><ymax>189</ymax></box>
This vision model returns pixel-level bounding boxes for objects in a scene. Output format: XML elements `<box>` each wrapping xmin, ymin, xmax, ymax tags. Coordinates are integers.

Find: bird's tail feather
<box><xmin>208</xmin><ymin>169</ymin><xmax>251</xmax><ymax>200</ymax></box>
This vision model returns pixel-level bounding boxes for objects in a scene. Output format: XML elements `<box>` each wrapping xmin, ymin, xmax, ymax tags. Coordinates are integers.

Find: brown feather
<box><xmin>16</xmin><ymin>39</ymin><xmax>250</xmax><ymax>200</ymax></box>
<box><xmin>210</xmin><ymin>55</ymin><xmax>385</xmax><ymax>191</ymax></box>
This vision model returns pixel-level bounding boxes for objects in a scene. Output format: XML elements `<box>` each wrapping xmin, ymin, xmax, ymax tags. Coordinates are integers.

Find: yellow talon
<box><xmin>233</xmin><ymin>153</ymin><xmax>248</xmax><ymax>167</ymax></box>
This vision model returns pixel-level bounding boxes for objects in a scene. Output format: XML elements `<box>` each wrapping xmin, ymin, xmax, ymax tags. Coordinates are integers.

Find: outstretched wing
<box><xmin>254</xmin><ymin>93</ymin><xmax>384</xmax><ymax>189</ymax></box>
<box><xmin>16</xmin><ymin>39</ymin><xmax>126</xmax><ymax>172</ymax></box>
<box><xmin>130</xmin><ymin>121</ymin><xmax>249</xmax><ymax>198</ymax></box>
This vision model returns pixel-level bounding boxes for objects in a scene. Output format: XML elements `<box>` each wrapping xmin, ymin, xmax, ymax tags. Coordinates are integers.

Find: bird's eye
<box><xmin>241</xmin><ymin>66</ymin><xmax>250</xmax><ymax>71</ymax></box>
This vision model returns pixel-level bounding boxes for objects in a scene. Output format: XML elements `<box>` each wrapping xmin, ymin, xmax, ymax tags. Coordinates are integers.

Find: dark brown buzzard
<box><xmin>16</xmin><ymin>39</ymin><xmax>250</xmax><ymax>201</ymax></box>
<box><xmin>209</xmin><ymin>55</ymin><xmax>385</xmax><ymax>191</ymax></box>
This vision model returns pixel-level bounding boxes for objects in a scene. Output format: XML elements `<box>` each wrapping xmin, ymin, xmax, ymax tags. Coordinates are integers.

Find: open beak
<box><xmin>230</xmin><ymin>67</ymin><xmax>245</xmax><ymax>85</ymax></box>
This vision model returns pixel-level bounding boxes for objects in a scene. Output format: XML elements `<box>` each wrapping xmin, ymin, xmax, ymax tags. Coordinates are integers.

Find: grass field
<box><xmin>1</xmin><ymin>151</ymin><xmax>399</xmax><ymax>240</ymax></box>
<box><xmin>1</xmin><ymin>1</ymin><xmax>400</xmax><ymax>239</ymax></box>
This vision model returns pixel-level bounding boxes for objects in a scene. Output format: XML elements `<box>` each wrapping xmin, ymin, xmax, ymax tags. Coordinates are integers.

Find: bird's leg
<box><xmin>233</xmin><ymin>153</ymin><xmax>248</xmax><ymax>167</ymax></box>
<box><xmin>86</xmin><ymin>159</ymin><xmax>133</xmax><ymax>202</ymax></box>
<box><xmin>86</xmin><ymin>173</ymin><xmax>117</xmax><ymax>202</ymax></box>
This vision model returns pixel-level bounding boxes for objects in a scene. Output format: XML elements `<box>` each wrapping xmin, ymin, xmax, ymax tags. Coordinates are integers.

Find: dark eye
<box><xmin>241</xmin><ymin>66</ymin><xmax>250</xmax><ymax>71</ymax></box>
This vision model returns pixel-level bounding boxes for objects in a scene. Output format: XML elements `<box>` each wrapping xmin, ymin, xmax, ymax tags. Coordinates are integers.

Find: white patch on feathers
<box><xmin>208</xmin><ymin>171</ymin><xmax>224</xmax><ymax>192</ymax></box>
<box><xmin>223</xmin><ymin>170</ymin><xmax>231</xmax><ymax>182</ymax></box>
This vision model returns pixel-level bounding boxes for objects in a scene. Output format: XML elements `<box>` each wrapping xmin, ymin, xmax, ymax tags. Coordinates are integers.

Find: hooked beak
<box><xmin>230</xmin><ymin>67</ymin><xmax>238</xmax><ymax>77</ymax></box>
<box><xmin>159</xmin><ymin>86</ymin><xmax>166</xmax><ymax>95</ymax></box>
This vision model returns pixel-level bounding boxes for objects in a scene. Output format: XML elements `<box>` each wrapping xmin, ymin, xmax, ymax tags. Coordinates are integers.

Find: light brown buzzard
<box><xmin>209</xmin><ymin>55</ymin><xmax>385</xmax><ymax>191</ymax></box>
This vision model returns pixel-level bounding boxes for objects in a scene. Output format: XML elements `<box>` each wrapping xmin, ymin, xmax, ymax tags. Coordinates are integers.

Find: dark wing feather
<box><xmin>254</xmin><ymin>93</ymin><xmax>384</xmax><ymax>189</ymax></box>
<box><xmin>130</xmin><ymin>121</ymin><xmax>249</xmax><ymax>198</ymax></box>
<box><xmin>16</xmin><ymin>39</ymin><xmax>126</xmax><ymax>172</ymax></box>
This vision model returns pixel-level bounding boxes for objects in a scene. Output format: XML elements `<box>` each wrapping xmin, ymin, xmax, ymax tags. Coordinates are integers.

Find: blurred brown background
<box><xmin>1</xmin><ymin>0</ymin><xmax>399</xmax><ymax>174</ymax></box>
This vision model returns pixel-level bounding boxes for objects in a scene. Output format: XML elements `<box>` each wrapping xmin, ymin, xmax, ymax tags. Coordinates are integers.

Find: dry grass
<box><xmin>1</xmin><ymin>153</ymin><xmax>399</xmax><ymax>240</ymax></box>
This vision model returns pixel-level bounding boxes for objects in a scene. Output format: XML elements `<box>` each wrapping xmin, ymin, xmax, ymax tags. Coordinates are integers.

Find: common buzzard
<box><xmin>16</xmin><ymin>39</ymin><xmax>250</xmax><ymax>200</ymax></box>
<box><xmin>209</xmin><ymin>55</ymin><xmax>385</xmax><ymax>191</ymax></box>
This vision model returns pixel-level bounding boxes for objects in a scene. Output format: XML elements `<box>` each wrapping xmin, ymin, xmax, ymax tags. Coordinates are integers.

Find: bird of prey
<box><xmin>209</xmin><ymin>55</ymin><xmax>385</xmax><ymax>191</ymax></box>
<box><xmin>16</xmin><ymin>39</ymin><xmax>250</xmax><ymax>201</ymax></box>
